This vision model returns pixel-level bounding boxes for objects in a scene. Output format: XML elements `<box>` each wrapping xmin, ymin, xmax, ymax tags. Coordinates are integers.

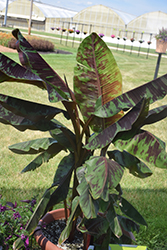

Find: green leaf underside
<box><xmin>74</xmin><ymin>32</ymin><xmax>122</xmax><ymax>131</ymax></box>
<box><xmin>0</xmin><ymin>53</ymin><xmax>44</xmax><ymax>89</ymax></box>
<box><xmin>85</xmin><ymin>156</ymin><xmax>124</xmax><ymax>200</ymax></box>
<box><xmin>114</xmin><ymin>129</ymin><xmax>167</xmax><ymax>168</ymax></box>
<box><xmin>108</xmin><ymin>150</ymin><xmax>153</xmax><ymax>178</ymax></box>
<box><xmin>94</xmin><ymin>74</ymin><xmax>167</xmax><ymax>118</ymax></box>
<box><xmin>9</xmin><ymin>137</ymin><xmax>60</xmax><ymax>154</ymax></box>
<box><xmin>85</xmin><ymin>98</ymin><xmax>148</xmax><ymax>150</ymax></box>
<box><xmin>12</xmin><ymin>29</ymin><xmax>71</xmax><ymax>102</ymax></box>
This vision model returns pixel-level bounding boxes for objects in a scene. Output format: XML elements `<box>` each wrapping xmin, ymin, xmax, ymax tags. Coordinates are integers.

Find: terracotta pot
<box><xmin>156</xmin><ymin>39</ymin><xmax>167</xmax><ymax>53</ymax></box>
<box><xmin>34</xmin><ymin>208</ymin><xmax>70</xmax><ymax>250</ymax></box>
<box><xmin>34</xmin><ymin>208</ymin><xmax>91</xmax><ymax>250</ymax></box>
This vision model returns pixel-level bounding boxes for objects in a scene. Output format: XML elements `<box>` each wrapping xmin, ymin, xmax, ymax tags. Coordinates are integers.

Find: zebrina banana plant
<box><xmin>0</xmin><ymin>29</ymin><xmax>167</xmax><ymax>250</ymax></box>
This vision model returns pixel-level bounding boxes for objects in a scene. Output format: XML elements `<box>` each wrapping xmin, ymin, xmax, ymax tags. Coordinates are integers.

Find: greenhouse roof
<box><xmin>110</xmin><ymin>6</ymin><xmax>137</xmax><ymax>24</ymax></box>
<box><xmin>0</xmin><ymin>0</ymin><xmax>13</xmax><ymax>11</ymax></box>
<box><xmin>34</xmin><ymin>1</ymin><xmax>77</xmax><ymax>18</ymax></box>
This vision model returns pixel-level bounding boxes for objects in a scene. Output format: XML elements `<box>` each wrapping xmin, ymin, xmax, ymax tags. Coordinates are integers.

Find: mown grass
<box><xmin>0</xmin><ymin>37</ymin><xmax>167</xmax><ymax>249</ymax></box>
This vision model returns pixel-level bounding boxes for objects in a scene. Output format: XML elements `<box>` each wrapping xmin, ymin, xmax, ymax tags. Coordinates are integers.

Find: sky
<box><xmin>41</xmin><ymin>0</ymin><xmax>167</xmax><ymax>17</ymax></box>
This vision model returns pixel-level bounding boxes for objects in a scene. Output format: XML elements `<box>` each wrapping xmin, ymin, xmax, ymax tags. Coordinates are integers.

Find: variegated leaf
<box><xmin>114</xmin><ymin>129</ymin><xmax>167</xmax><ymax>168</ymax></box>
<box><xmin>108</xmin><ymin>150</ymin><xmax>153</xmax><ymax>178</ymax></box>
<box><xmin>12</xmin><ymin>29</ymin><xmax>71</xmax><ymax>102</ymax></box>
<box><xmin>85</xmin><ymin>98</ymin><xmax>148</xmax><ymax>150</ymax></box>
<box><xmin>0</xmin><ymin>53</ymin><xmax>45</xmax><ymax>89</ymax></box>
<box><xmin>85</xmin><ymin>156</ymin><xmax>124</xmax><ymax>201</ymax></box>
<box><xmin>74</xmin><ymin>32</ymin><xmax>123</xmax><ymax>132</ymax></box>
<box><xmin>94</xmin><ymin>74</ymin><xmax>167</xmax><ymax>118</ymax></box>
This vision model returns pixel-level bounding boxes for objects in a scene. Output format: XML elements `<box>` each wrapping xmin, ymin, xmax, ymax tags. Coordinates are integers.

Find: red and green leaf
<box><xmin>114</xmin><ymin>129</ymin><xmax>167</xmax><ymax>168</ymax></box>
<box><xmin>12</xmin><ymin>29</ymin><xmax>71</xmax><ymax>102</ymax></box>
<box><xmin>85</xmin><ymin>156</ymin><xmax>124</xmax><ymax>201</ymax></box>
<box><xmin>108</xmin><ymin>150</ymin><xmax>153</xmax><ymax>178</ymax></box>
<box><xmin>85</xmin><ymin>98</ymin><xmax>148</xmax><ymax>150</ymax></box>
<box><xmin>74</xmin><ymin>32</ymin><xmax>123</xmax><ymax>132</ymax></box>
<box><xmin>0</xmin><ymin>53</ymin><xmax>45</xmax><ymax>89</ymax></box>
<box><xmin>94</xmin><ymin>75</ymin><xmax>167</xmax><ymax>118</ymax></box>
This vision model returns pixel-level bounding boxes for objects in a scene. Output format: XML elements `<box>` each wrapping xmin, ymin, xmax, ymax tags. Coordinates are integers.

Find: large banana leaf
<box><xmin>85</xmin><ymin>98</ymin><xmax>148</xmax><ymax>150</ymax></box>
<box><xmin>0</xmin><ymin>93</ymin><xmax>69</xmax><ymax>122</ymax></box>
<box><xmin>12</xmin><ymin>29</ymin><xmax>71</xmax><ymax>102</ymax></box>
<box><xmin>94</xmin><ymin>74</ymin><xmax>167</xmax><ymax>118</ymax></box>
<box><xmin>108</xmin><ymin>150</ymin><xmax>153</xmax><ymax>178</ymax></box>
<box><xmin>85</xmin><ymin>156</ymin><xmax>124</xmax><ymax>201</ymax></box>
<box><xmin>0</xmin><ymin>53</ymin><xmax>45</xmax><ymax>89</ymax></box>
<box><xmin>74</xmin><ymin>32</ymin><xmax>123</xmax><ymax>132</ymax></box>
<box><xmin>114</xmin><ymin>129</ymin><xmax>167</xmax><ymax>168</ymax></box>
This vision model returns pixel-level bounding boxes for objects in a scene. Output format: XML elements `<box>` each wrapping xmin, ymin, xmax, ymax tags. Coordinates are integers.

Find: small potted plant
<box><xmin>1</xmin><ymin>29</ymin><xmax>167</xmax><ymax>250</ymax></box>
<box><xmin>99</xmin><ymin>33</ymin><xmax>104</xmax><ymax>38</ymax></box>
<box><xmin>111</xmin><ymin>34</ymin><xmax>115</xmax><ymax>38</ymax></box>
<box><xmin>117</xmin><ymin>36</ymin><xmax>120</xmax><ymax>40</ymax></box>
<box><xmin>123</xmin><ymin>37</ymin><xmax>127</xmax><ymax>41</ymax></box>
<box><xmin>68</xmin><ymin>29</ymin><xmax>74</xmax><ymax>33</ymax></box>
<box><xmin>130</xmin><ymin>37</ymin><xmax>135</xmax><ymax>42</ymax></box>
<box><xmin>155</xmin><ymin>27</ymin><xmax>167</xmax><ymax>53</ymax></box>
<box><xmin>76</xmin><ymin>30</ymin><xmax>80</xmax><ymax>34</ymax></box>
<box><xmin>83</xmin><ymin>31</ymin><xmax>87</xmax><ymax>35</ymax></box>
<box><xmin>139</xmin><ymin>39</ymin><xmax>144</xmax><ymax>43</ymax></box>
<box><xmin>61</xmin><ymin>28</ymin><xmax>66</xmax><ymax>32</ymax></box>
<box><xmin>147</xmin><ymin>41</ymin><xmax>151</xmax><ymax>45</ymax></box>
<box><xmin>56</xmin><ymin>27</ymin><xmax>61</xmax><ymax>31</ymax></box>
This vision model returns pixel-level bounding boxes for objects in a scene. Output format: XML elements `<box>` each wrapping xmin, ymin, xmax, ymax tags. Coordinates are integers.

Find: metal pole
<box><xmin>28</xmin><ymin>0</ymin><xmax>33</xmax><ymax>35</ymax></box>
<box><xmin>154</xmin><ymin>53</ymin><xmax>162</xmax><ymax>79</ymax></box>
<box><xmin>3</xmin><ymin>0</ymin><xmax>9</xmax><ymax>26</ymax></box>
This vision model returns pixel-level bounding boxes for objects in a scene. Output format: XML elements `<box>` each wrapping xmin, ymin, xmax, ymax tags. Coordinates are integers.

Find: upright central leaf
<box><xmin>74</xmin><ymin>33</ymin><xmax>123</xmax><ymax>132</ymax></box>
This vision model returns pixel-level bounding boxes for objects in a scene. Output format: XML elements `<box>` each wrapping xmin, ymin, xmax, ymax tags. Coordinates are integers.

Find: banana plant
<box><xmin>0</xmin><ymin>29</ymin><xmax>167</xmax><ymax>249</ymax></box>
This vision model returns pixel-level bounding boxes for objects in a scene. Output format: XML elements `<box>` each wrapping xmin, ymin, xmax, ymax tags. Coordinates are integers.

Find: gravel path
<box><xmin>0</xmin><ymin>45</ymin><xmax>17</xmax><ymax>53</ymax></box>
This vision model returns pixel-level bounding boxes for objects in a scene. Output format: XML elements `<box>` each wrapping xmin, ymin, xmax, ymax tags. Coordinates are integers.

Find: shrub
<box><xmin>0</xmin><ymin>32</ymin><xmax>13</xmax><ymax>47</ymax></box>
<box><xmin>0</xmin><ymin>195</ymin><xmax>37</xmax><ymax>249</ymax></box>
<box><xmin>8</xmin><ymin>37</ymin><xmax>55</xmax><ymax>52</ymax></box>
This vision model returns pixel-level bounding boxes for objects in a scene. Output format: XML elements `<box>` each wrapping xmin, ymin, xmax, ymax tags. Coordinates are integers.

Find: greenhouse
<box><xmin>0</xmin><ymin>0</ymin><xmax>167</xmax><ymax>44</ymax></box>
<box><xmin>0</xmin><ymin>0</ymin><xmax>77</xmax><ymax>31</ymax></box>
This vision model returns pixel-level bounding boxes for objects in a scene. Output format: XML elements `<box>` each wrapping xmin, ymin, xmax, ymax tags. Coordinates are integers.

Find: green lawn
<box><xmin>0</xmin><ymin>39</ymin><xmax>167</xmax><ymax>249</ymax></box>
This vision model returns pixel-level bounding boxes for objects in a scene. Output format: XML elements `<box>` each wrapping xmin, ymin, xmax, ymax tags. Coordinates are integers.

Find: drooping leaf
<box><xmin>59</xmin><ymin>196</ymin><xmax>80</xmax><ymax>244</ymax></box>
<box><xmin>26</xmin><ymin>189</ymin><xmax>51</xmax><ymax>234</ymax></box>
<box><xmin>94</xmin><ymin>74</ymin><xmax>167</xmax><ymax>118</ymax></box>
<box><xmin>44</xmin><ymin>153</ymin><xmax>75</xmax><ymax>212</ymax></box>
<box><xmin>141</xmin><ymin>105</ymin><xmax>167</xmax><ymax>127</ymax></box>
<box><xmin>0</xmin><ymin>93</ymin><xmax>69</xmax><ymax>122</ymax></box>
<box><xmin>12</xmin><ymin>29</ymin><xmax>71</xmax><ymax>102</ymax></box>
<box><xmin>74</xmin><ymin>32</ymin><xmax>123</xmax><ymax>132</ymax></box>
<box><xmin>116</xmin><ymin>196</ymin><xmax>147</xmax><ymax>226</ymax></box>
<box><xmin>0</xmin><ymin>53</ymin><xmax>45</xmax><ymax>89</ymax></box>
<box><xmin>85</xmin><ymin>156</ymin><xmax>124</xmax><ymax>201</ymax></box>
<box><xmin>117</xmin><ymin>215</ymin><xmax>140</xmax><ymax>234</ymax></box>
<box><xmin>85</xmin><ymin>98</ymin><xmax>148</xmax><ymax>150</ymax></box>
<box><xmin>9</xmin><ymin>137</ymin><xmax>64</xmax><ymax>154</ymax></box>
<box><xmin>50</xmin><ymin>120</ymin><xmax>76</xmax><ymax>152</ymax></box>
<box><xmin>114</xmin><ymin>129</ymin><xmax>167</xmax><ymax>168</ymax></box>
<box><xmin>0</xmin><ymin>104</ymin><xmax>59</xmax><ymax>131</ymax></box>
<box><xmin>52</xmin><ymin>153</ymin><xmax>75</xmax><ymax>185</ymax></box>
<box><xmin>20</xmin><ymin>152</ymin><xmax>51</xmax><ymax>173</ymax></box>
<box><xmin>108</xmin><ymin>150</ymin><xmax>153</xmax><ymax>178</ymax></box>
